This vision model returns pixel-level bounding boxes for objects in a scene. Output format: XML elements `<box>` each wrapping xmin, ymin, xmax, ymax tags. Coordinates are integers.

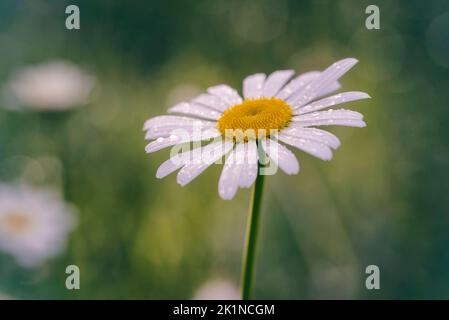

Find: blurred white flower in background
<box><xmin>3</xmin><ymin>60</ymin><xmax>95</xmax><ymax>111</ymax></box>
<box><xmin>0</xmin><ymin>293</ymin><xmax>14</xmax><ymax>300</ymax></box>
<box><xmin>0</xmin><ymin>184</ymin><xmax>76</xmax><ymax>268</ymax></box>
<box><xmin>193</xmin><ymin>279</ymin><xmax>240</xmax><ymax>300</ymax></box>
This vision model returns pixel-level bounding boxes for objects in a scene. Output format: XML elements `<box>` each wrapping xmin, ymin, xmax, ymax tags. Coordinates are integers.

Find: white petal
<box><xmin>261</xmin><ymin>139</ymin><xmax>299</xmax><ymax>175</ymax></box>
<box><xmin>281</xmin><ymin>127</ymin><xmax>341</xmax><ymax>149</ymax></box>
<box><xmin>263</xmin><ymin>70</ymin><xmax>294</xmax><ymax>97</ymax></box>
<box><xmin>145</xmin><ymin>128</ymin><xmax>221</xmax><ymax>153</ymax></box>
<box><xmin>156</xmin><ymin>147</ymin><xmax>201</xmax><ymax>179</ymax></box>
<box><xmin>144</xmin><ymin>126</ymin><xmax>194</xmax><ymax>140</ymax></box>
<box><xmin>277</xmin><ymin>134</ymin><xmax>333</xmax><ymax>161</ymax></box>
<box><xmin>295</xmin><ymin>91</ymin><xmax>370</xmax><ymax>114</ymax></box>
<box><xmin>146</xmin><ymin>135</ymin><xmax>187</xmax><ymax>154</ymax></box>
<box><xmin>168</xmin><ymin>102</ymin><xmax>222</xmax><ymax>120</ymax></box>
<box><xmin>243</xmin><ymin>73</ymin><xmax>266</xmax><ymax>99</ymax></box>
<box><xmin>207</xmin><ymin>84</ymin><xmax>242</xmax><ymax>106</ymax></box>
<box><xmin>288</xmin><ymin>58</ymin><xmax>359</xmax><ymax>107</ymax></box>
<box><xmin>192</xmin><ymin>93</ymin><xmax>230</xmax><ymax>112</ymax></box>
<box><xmin>143</xmin><ymin>115</ymin><xmax>215</xmax><ymax>131</ymax></box>
<box><xmin>238</xmin><ymin>140</ymin><xmax>258</xmax><ymax>188</ymax></box>
<box><xmin>177</xmin><ymin>140</ymin><xmax>234</xmax><ymax>186</ymax></box>
<box><xmin>156</xmin><ymin>157</ymin><xmax>184</xmax><ymax>179</ymax></box>
<box><xmin>292</xmin><ymin>118</ymin><xmax>367</xmax><ymax>128</ymax></box>
<box><xmin>218</xmin><ymin>144</ymin><xmax>246</xmax><ymax>200</ymax></box>
<box><xmin>143</xmin><ymin>115</ymin><xmax>216</xmax><ymax>140</ymax></box>
<box><xmin>144</xmin><ymin>126</ymin><xmax>216</xmax><ymax>141</ymax></box>
<box><xmin>298</xmin><ymin>79</ymin><xmax>341</xmax><ymax>102</ymax></box>
<box><xmin>316</xmin><ymin>81</ymin><xmax>341</xmax><ymax>99</ymax></box>
<box><xmin>276</xmin><ymin>71</ymin><xmax>320</xmax><ymax>100</ymax></box>
<box><xmin>293</xmin><ymin>109</ymin><xmax>363</xmax><ymax>123</ymax></box>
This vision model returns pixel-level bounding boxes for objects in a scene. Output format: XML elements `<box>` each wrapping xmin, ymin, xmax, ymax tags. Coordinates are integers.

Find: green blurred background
<box><xmin>1</xmin><ymin>0</ymin><xmax>449</xmax><ymax>299</ymax></box>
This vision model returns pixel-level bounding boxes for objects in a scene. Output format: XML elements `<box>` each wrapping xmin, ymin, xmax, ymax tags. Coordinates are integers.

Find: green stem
<box><xmin>241</xmin><ymin>165</ymin><xmax>265</xmax><ymax>300</ymax></box>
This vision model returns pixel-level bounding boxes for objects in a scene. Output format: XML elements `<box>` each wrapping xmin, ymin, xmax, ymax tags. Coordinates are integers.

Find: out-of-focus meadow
<box><xmin>0</xmin><ymin>0</ymin><xmax>449</xmax><ymax>299</ymax></box>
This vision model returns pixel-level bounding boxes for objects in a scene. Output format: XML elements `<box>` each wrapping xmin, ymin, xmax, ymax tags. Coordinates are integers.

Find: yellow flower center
<box><xmin>4</xmin><ymin>212</ymin><xmax>31</xmax><ymax>234</ymax></box>
<box><xmin>217</xmin><ymin>97</ymin><xmax>292</xmax><ymax>140</ymax></box>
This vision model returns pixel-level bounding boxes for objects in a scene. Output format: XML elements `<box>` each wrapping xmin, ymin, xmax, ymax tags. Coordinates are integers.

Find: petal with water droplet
<box><xmin>287</xmin><ymin>58</ymin><xmax>359</xmax><ymax>107</ymax></box>
<box><xmin>238</xmin><ymin>140</ymin><xmax>258</xmax><ymax>188</ymax></box>
<box><xmin>168</xmin><ymin>102</ymin><xmax>222</xmax><ymax>120</ymax></box>
<box><xmin>177</xmin><ymin>141</ymin><xmax>234</xmax><ymax>186</ymax></box>
<box><xmin>294</xmin><ymin>91</ymin><xmax>370</xmax><ymax>114</ymax></box>
<box><xmin>278</xmin><ymin>134</ymin><xmax>333</xmax><ymax>161</ymax></box>
<box><xmin>261</xmin><ymin>138</ymin><xmax>299</xmax><ymax>175</ymax></box>
<box><xmin>263</xmin><ymin>70</ymin><xmax>294</xmax><ymax>97</ymax></box>
<box><xmin>281</xmin><ymin>127</ymin><xmax>341</xmax><ymax>149</ymax></box>
<box><xmin>207</xmin><ymin>84</ymin><xmax>242</xmax><ymax>106</ymax></box>
<box><xmin>218</xmin><ymin>144</ymin><xmax>246</xmax><ymax>200</ymax></box>
<box><xmin>243</xmin><ymin>73</ymin><xmax>266</xmax><ymax>99</ymax></box>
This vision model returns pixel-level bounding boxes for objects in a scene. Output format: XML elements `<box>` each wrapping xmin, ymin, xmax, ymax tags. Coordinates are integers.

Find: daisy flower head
<box><xmin>144</xmin><ymin>58</ymin><xmax>370</xmax><ymax>200</ymax></box>
<box><xmin>0</xmin><ymin>184</ymin><xmax>76</xmax><ymax>268</ymax></box>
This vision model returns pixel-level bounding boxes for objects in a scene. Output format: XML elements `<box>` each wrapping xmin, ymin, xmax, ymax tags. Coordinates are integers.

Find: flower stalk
<box><xmin>241</xmin><ymin>160</ymin><xmax>265</xmax><ymax>300</ymax></box>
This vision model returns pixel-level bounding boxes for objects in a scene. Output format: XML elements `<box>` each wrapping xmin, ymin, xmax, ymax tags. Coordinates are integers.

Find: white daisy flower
<box><xmin>144</xmin><ymin>58</ymin><xmax>370</xmax><ymax>200</ymax></box>
<box><xmin>0</xmin><ymin>184</ymin><xmax>76</xmax><ymax>268</ymax></box>
<box><xmin>3</xmin><ymin>60</ymin><xmax>95</xmax><ymax>111</ymax></box>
